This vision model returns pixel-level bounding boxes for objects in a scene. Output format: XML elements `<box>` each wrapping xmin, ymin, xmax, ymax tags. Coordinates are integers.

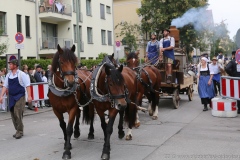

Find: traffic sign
<box><xmin>15</xmin><ymin>32</ymin><xmax>24</xmax><ymax>44</ymax></box>
<box><xmin>15</xmin><ymin>44</ymin><xmax>24</xmax><ymax>49</ymax></box>
<box><xmin>236</xmin><ymin>49</ymin><xmax>240</xmax><ymax>64</ymax></box>
<box><xmin>116</xmin><ymin>41</ymin><xmax>121</xmax><ymax>47</ymax></box>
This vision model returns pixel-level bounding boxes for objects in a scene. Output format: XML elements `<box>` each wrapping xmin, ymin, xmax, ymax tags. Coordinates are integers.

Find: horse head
<box><xmin>52</xmin><ymin>44</ymin><xmax>77</xmax><ymax>88</ymax></box>
<box><xmin>126</xmin><ymin>51</ymin><xmax>139</xmax><ymax>69</ymax></box>
<box><xmin>104</xmin><ymin>64</ymin><xmax>127</xmax><ymax>110</ymax></box>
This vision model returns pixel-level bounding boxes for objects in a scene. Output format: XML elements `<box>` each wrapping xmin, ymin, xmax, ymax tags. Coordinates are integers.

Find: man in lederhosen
<box><xmin>225</xmin><ymin>51</ymin><xmax>240</xmax><ymax>113</ymax></box>
<box><xmin>0</xmin><ymin>59</ymin><xmax>32</xmax><ymax>139</ymax></box>
<box><xmin>146</xmin><ymin>32</ymin><xmax>160</xmax><ymax>65</ymax></box>
<box><xmin>160</xmin><ymin>29</ymin><xmax>175</xmax><ymax>83</ymax></box>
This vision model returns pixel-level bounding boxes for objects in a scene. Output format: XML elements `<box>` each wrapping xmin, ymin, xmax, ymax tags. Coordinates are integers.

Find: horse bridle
<box><xmin>58</xmin><ymin>58</ymin><xmax>76</xmax><ymax>77</ymax></box>
<box><xmin>104</xmin><ymin>75</ymin><xmax>131</xmax><ymax>108</ymax></box>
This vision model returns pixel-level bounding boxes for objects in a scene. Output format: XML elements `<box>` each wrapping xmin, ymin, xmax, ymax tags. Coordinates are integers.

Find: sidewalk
<box><xmin>0</xmin><ymin>107</ymin><xmax>52</xmax><ymax>121</ymax></box>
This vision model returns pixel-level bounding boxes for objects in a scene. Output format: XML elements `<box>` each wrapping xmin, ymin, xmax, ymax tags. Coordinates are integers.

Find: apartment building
<box><xmin>0</xmin><ymin>0</ymin><xmax>114</xmax><ymax>59</ymax></box>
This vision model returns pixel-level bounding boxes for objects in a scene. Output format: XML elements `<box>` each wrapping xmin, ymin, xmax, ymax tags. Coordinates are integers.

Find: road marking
<box><xmin>38</xmin><ymin>134</ymin><xmax>47</xmax><ymax>136</ymax></box>
<box><xmin>0</xmin><ymin>125</ymin><xmax>5</xmax><ymax>127</ymax></box>
<box><xmin>1</xmin><ymin>139</ymin><xmax>7</xmax><ymax>141</ymax></box>
<box><xmin>33</xmin><ymin>121</ymin><xmax>37</xmax><ymax>122</ymax></box>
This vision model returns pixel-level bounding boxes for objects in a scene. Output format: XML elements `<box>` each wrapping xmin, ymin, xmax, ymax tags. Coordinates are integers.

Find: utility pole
<box><xmin>76</xmin><ymin>0</ymin><xmax>81</xmax><ymax>62</ymax></box>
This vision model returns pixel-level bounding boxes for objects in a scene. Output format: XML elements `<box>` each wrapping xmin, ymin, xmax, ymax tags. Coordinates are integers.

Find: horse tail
<box><xmin>124</xmin><ymin>104</ymin><xmax>137</xmax><ymax>128</ymax></box>
<box><xmin>82</xmin><ymin>104</ymin><xmax>94</xmax><ymax>125</ymax></box>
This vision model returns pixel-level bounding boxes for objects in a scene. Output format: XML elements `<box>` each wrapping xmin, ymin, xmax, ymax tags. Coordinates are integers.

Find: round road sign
<box><xmin>236</xmin><ymin>49</ymin><xmax>240</xmax><ymax>64</ymax></box>
<box><xmin>15</xmin><ymin>32</ymin><xmax>24</xmax><ymax>44</ymax></box>
<box><xmin>116</xmin><ymin>41</ymin><xmax>121</xmax><ymax>47</ymax></box>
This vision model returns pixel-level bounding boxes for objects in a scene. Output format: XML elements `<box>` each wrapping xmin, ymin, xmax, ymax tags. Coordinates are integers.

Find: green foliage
<box><xmin>98</xmin><ymin>52</ymin><xmax>108</xmax><ymax>59</ymax></box>
<box><xmin>0</xmin><ymin>29</ymin><xmax>8</xmax><ymax>55</ymax></box>
<box><xmin>115</xmin><ymin>22</ymin><xmax>141</xmax><ymax>51</ymax></box>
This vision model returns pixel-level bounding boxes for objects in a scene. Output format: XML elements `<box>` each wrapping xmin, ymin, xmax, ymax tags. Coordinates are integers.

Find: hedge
<box><xmin>0</xmin><ymin>58</ymin><xmax>138</xmax><ymax>71</ymax></box>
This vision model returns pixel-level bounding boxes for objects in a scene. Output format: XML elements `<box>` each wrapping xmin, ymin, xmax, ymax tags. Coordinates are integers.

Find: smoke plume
<box><xmin>171</xmin><ymin>6</ymin><xmax>212</xmax><ymax>31</ymax></box>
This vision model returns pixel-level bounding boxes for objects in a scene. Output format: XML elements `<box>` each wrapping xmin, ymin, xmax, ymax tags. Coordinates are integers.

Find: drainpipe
<box><xmin>35</xmin><ymin>0</ymin><xmax>39</xmax><ymax>59</ymax></box>
<box><xmin>76</xmin><ymin>0</ymin><xmax>80</xmax><ymax>61</ymax></box>
<box><xmin>111</xmin><ymin>0</ymin><xmax>115</xmax><ymax>58</ymax></box>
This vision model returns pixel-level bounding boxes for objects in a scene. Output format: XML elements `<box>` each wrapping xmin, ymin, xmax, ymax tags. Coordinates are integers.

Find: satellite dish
<box><xmin>236</xmin><ymin>28</ymin><xmax>240</xmax><ymax>48</ymax></box>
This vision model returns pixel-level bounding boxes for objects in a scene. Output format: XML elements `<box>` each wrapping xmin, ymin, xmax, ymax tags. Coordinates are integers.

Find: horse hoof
<box><xmin>88</xmin><ymin>134</ymin><xmax>94</xmax><ymax>140</ymax></box>
<box><xmin>125</xmin><ymin>134</ymin><xmax>132</xmax><ymax>141</ymax></box>
<box><xmin>74</xmin><ymin>131</ymin><xmax>80</xmax><ymax>139</ymax></box>
<box><xmin>135</xmin><ymin>122</ymin><xmax>140</xmax><ymax>128</ymax></box>
<box><xmin>62</xmin><ymin>151</ymin><xmax>71</xmax><ymax>159</ymax></box>
<box><xmin>118</xmin><ymin>131</ymin><xmax>125</xmax><ymax>139</ymax></box>
<box><xmin>101</xmin><ymin>153</ymin><xmax>110</xmax><ymax>160</ymax></box>
<box><xmin>152</xmin><ymin>116</ymin><xmax>158</xmax><ymax>120</ymax></box>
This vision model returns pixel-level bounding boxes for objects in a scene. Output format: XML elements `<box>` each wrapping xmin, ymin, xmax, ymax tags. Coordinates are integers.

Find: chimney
<box><xmin>169</xmin><ymin>26</ymin><xmax>179</xmax><ymax>48</ymax></box>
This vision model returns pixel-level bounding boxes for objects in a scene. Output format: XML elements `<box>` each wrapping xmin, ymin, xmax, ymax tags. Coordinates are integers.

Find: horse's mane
<box><xmin>127</xmin><ymin>52</ymin><xmax>139</xmax><ymax>61</ymax></box>
<box><xmin>104</xmin><ymin>63</ymin><xmax>124</xmax><ymax>86</ymax></box>
<box><xmin>52</xmin><ymin>48</ymin><xmax>77</xmax><ymax>73</ymax></box>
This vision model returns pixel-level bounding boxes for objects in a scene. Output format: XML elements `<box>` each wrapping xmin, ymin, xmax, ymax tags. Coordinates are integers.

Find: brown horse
<box><xmin>77</xmin><ymin>57</ymin><xmax>137</xmax><ymax>160</ymax></box>
<box><xmin>126</xmin><ymin>51</ymin><xmax>162</xmax><ymax>120</ymax></box>
<box><xmin>48</xmin><ymin>44</ymin><xmax>92</xmax><ymax>159</ymax></box>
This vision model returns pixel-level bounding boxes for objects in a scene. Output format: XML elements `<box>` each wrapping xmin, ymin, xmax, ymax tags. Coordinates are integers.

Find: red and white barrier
<box><xmin>221</xmin><ymin>76</ymin><xmax>240</xmax><ymax>100</ymax></box>
<box><xmin>29</xmin><ymin>82</ymin><xmax>49</xmax><ymax>101</ymax></box>
<box><xmin>211</xmin><ymin>98</ymin><xmax>237</xmax><ymax>117</ymax></box>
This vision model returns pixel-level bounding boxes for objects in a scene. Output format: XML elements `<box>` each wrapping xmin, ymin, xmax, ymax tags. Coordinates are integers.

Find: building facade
<box><xmin>0</xmin><ymin>0</ymin><xmax>114</xmax><ymax>60</ymax></box>
<box><xmin>113</xmin><ymin>0</ymin><xmax>145</xmax><ymax>59</ymax></box>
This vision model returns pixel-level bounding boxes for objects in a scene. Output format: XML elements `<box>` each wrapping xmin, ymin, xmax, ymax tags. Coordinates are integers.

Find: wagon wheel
<box><xmin>188</xmin><ymin>84</ymin><xmax>194</xmax><ymax>101</ymax></box>
<box><xmin>173</xmin><ymin>89</ymin><xmax>180</xmax><ymax>109</ymax></box>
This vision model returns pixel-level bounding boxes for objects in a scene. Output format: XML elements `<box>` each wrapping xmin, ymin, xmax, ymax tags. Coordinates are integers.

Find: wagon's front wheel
<box><xmin>188</xmin><ymin>84</ymin><xmax>194</xmax><ymax>101</ymax></box>
<box><xmin>173</xmin><ymin>89</ymin><xmax>180</xmax><ymax>109</ymax></box>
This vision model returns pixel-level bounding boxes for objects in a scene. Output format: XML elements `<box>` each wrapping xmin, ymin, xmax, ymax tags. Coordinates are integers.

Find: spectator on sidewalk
<box><xmin>225</xmin><ymin>52</ymin><xmax>240</xmax><ymax>114</ymax></box>
<box><xmin>0</xmin><ymin>59</ymin><xmax>32</xmax><ymax>139</ymax></box>
<box><xmin>34</xmin><ymin>65</ymin><xmax>43</xmax><ymax>83</ymax></box>
<box><xmin>0</xmin><ymin>70</ymin><xmax>6</xmax><ymax>110</ymax></box>
<box><xmin>45</xmin><ymin>65</ymin><xmax>51</xmax><ymax>80</ymax></box>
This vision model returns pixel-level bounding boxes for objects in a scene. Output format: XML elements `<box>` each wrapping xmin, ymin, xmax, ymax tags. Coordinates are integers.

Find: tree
<box><xmin>115</xmin><ymin>22</ymin><xmax>141</xmax><ymax>51</ymax></box>
<box><xmin>137</xmin><ymin>0</ymin><xmax>208</xmax><ymax>56</ymax></box>
<box><xmin>0</xmin><ymin>29</ymin><xmax>8</xmax><ymax>55</ymax></box>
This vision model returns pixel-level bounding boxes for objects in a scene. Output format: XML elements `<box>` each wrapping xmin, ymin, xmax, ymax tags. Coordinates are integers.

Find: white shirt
<box><xmin>42</xmin><ymin>76</ymin><xmax>47</xmax><ymax>82</ymax></box>
<box><xmin>159</xmin><ymin>36</ymin><xmax>175</xmax><ymax>48</ymax></box>
<box><xmin>3</xmin><ymin>69</ymin><xmax>30</xmax><ymax>89</ymax></box>
<box><xmin>209</xmin><ymin>63</ymin><xmax>223</xmax><ymax>74</ymax></box>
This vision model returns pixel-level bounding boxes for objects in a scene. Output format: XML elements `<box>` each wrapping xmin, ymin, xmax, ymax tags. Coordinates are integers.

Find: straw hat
<box><xmin>212</xmin><ymin>56</ymin><xmax>217</xmax><ymax>61</ymax></box>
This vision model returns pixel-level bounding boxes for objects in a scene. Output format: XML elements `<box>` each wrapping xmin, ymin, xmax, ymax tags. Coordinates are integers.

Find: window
<box><xmin>87</xmin><ymin>27</ymin><xmax>93</xmax><ymax>43</ymax></box>
<box><xmin>0</xmin><ymin>12</ymin><xmax>6</xmax><ymax>35</ymax></box>
<box><xmin>106</xmin><ymin>6</ymin><xmax>111</xmax><ymax>14</ymax></box>
<box><xmin>73</xmin><ymin>25</ymin><xmax>82</xmax><ymax>43</ymax></box>
<box><xmin>86</xmin><ymin>0</ymin><xmax>91</xmax><ymax>16</ymax></box>
<box><xmin>100</xmin><ymin>4</ymin><xmax>105</xmax><ymax>19</ymax></box>
<box><xmin>25</xmin><ymin>16</ymin><xmax>30</xmax><ymax>37</ymax></box>
<box><xmin>88</xmin><ymin>57</ymin><xmax>93</xmax><ymax>60</ymax></box>
<box><xmin>17</xmin><ymin>14</ymin><xmax>22</xmax><ymax>32</ymax></box>
<box><xmin>108</xmin><ymin>31</ymin><xmax>112</xmax><ymax>45</ymax></box>
<box><xmin>101</xmin><ymin>30</ymin><xmax>106</xmax><ymax>45</ymax></box>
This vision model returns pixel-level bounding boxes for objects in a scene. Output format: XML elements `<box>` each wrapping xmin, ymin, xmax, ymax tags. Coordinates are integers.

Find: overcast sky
<box><xmin>208</xmin><ymin>0</ymin><xmax>240</xmax><ymax>40</ymax></box>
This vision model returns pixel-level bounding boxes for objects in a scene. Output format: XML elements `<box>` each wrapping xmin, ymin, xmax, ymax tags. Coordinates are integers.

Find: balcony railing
<box><xmin>39</xmin><ymin>1</ymin><xmax>72</xmax><ymax>16</ymax></box>
<box><xmin>40</xmin><ymin>37</ymin><xmax>73</xmax><ymax>50</ymax></box>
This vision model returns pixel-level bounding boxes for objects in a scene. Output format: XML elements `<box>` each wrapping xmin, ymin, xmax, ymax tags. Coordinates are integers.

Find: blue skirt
<box><xmin>198</xmin><ymin>75</ymin><xmax>215</xmax><ymax>99</ymax></box>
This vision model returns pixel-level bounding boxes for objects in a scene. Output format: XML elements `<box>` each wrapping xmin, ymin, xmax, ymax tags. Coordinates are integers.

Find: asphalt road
<box><xmin>1</xmin><ymin>92</ymin><xmax>240</xmax><ymax>160</ymax></box>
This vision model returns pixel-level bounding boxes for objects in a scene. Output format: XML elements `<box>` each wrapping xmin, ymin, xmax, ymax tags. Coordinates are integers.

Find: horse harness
<box><xmin>90</xmin><ymin>56</ymin><xmax>131</xmax><ymax>110</ymax></box>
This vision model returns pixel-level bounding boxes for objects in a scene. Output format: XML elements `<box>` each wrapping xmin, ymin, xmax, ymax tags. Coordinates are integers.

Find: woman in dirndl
<box><xmin>198</xmin><ymin>57</ymin><xmax>215</xmax><ymax>111</ymax></box>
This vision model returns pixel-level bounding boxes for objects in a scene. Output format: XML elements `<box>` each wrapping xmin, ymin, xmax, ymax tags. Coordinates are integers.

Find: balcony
<box><xmin>39</xmin><ymin>37</ymin><xmax>73</xmax><ymax>54</ymax></box>
<box><xmin>39</xmin><ymin>1</ymin><xmax>72</xmax><ymax>22</ymax></box>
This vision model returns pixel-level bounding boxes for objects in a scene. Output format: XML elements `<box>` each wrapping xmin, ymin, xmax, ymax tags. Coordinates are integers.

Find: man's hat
<box><xmin>232</xmin><ymin>51</ymin><xmax>236</xmax><ymax>55</ymax></box>
<box><xmin>151</xmin><ymin>32</ymin><xmax>157</xmax><ymax>36</ymax></box>
<box><xmin>212</xmin><ymin>56</ymin><xmax>217</xmax><ymax>61</ymax></box>
<box><xmin>8</xmin><ymin>59</ymin><xmax>18</xmax><ymax>66</ymax></box>
<box><xmin>162</xmin><ymin>29</ymin><xmax>170</xmax><ymax>33</ymax></box>
<box><xmin>36</xmin><ymin>65</ymin><xmax>42</xmax><ymax>69</ymax></box>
